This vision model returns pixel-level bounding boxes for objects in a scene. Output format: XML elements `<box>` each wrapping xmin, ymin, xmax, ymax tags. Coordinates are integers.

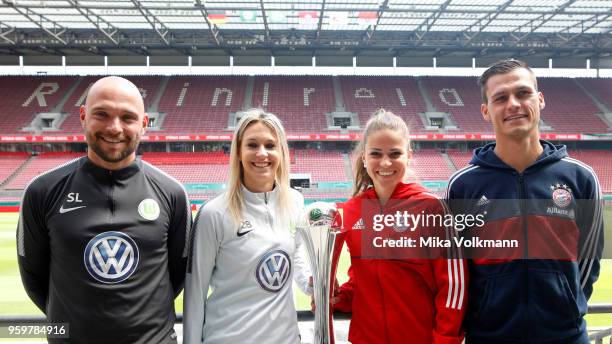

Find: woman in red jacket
<box><xmin>332</xmin><ymin>109</ymin><xmax>467</xmax><ymax>344</ymax></box>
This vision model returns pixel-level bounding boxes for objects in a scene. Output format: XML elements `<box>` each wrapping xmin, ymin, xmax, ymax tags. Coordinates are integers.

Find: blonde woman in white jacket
<box><xmin>183</xmin><ymin>109</ymin><xmax>311</xmax><ymax>344</ymax></box>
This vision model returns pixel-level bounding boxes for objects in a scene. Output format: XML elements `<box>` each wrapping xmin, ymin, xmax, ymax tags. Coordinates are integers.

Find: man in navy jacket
<box><xmin>447</xmin><ymin>59</ymin><xmax>603</xmax><ymax>344</ymax></box>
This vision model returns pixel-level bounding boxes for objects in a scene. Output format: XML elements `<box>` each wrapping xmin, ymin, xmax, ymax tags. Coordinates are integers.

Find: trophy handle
<box><xmin>327</xmin><ymin>231</ymin><xmax>347</xmax><ymax>344</ymax></box>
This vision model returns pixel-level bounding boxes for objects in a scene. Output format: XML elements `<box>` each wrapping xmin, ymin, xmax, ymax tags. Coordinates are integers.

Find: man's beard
<box><xmin>87</xmin><ymin>132</ymin><xmax>140</xmax><ymax>164</ymax></box>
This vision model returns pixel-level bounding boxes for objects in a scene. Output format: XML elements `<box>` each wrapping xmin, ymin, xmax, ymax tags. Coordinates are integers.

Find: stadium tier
<box><xmin>339</xmin><ymin>76</ymin><xmax>427</xmax><ymax>132</ymax></box>
<box><xmin>0</xmin><ymin>76</ymin><xmax>77</xmax><ymax>134</ymax></box>
<box><xmin>291</xmin><ymin>149</ymin><xmax>349</xmax><ymax>182</ymax></box>
<box><xmin>577</xmin><ymin>78</ymin><xmax>612</xmax><ymax>120</ymax></box>
<box><xmin>536</xmin><ymin>78</ymin><xmax>607</xmax><ymax>133</ymax></box>
<box><xmin>422</xmin><ymin>76</ymin><xmax>488</xmax><ymax>133</ymax></box>
<box><xmin>0</xmin><ymin>152</ymin><xmax>30</xmax><ymax>186</ymax></box>
<box><xmin>409</xmin><ymin>149</ymin><xmax>455</xmax><ymax>181</ymax></box>
<box><xmin>141</xmin><ymin>152</ymin><xmax>230</xmax><ymax>184</ymax></box>
<box><xmin>3</xmin><ymin>152</ymin><xmax>82</xmax><ymax>190</ymax></box>
<box><xmin>1</xmin><ymin>76</ymin><xmax>609</xmax><ymax>135</ymax></box>
<box><xmin>252</xmin><ymin>76</ymin><xmax>335</xmax><ymax>133</ymax></box>
<box><xmin>158</xmin><ymin>76</ymin><xmax>247</xmax><ymax>134</ymax></box>
<box><xmin>567</xmin><ymin>150</ymin><xmax>612</xmax><ymax>194</ymax></box>
<box><xmin>60</xmin><ymin>76</ymin><xmax>164</xmax><ymax>133</ymax></box>
<box><xmin>1</xmin><ymin>150</ymin><xmax>611</xmax><ymax>194</ymax></box>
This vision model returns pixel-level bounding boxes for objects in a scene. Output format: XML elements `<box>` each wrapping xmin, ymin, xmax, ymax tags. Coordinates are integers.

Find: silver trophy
<box><xmin>297</xmin><ymin>202</ymin><xmax>346</xmax><ymax>344</ymax></box>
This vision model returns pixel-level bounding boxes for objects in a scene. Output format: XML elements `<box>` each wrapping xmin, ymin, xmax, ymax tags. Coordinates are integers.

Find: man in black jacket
<box><xmin>17</xmin><ymin>76</ymin><xmax>191</xmax><ymax>343</ymax></box>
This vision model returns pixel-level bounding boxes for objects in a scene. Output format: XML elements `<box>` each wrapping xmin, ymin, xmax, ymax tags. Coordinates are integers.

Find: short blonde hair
<box><xmin>352</xmin><ymin>109</ymin><xmax>411</xmax><ymax>197</ymax></box>
<box><xmin>226</xmin><ymin>109</ymin><xmax>293</xmax><ymax>225</ymax></box>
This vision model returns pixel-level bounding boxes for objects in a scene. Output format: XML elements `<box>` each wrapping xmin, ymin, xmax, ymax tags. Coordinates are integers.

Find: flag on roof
<box><xmin>239</xmin><ymin>10</ymin><xmax>257</xmax><ymax>23</ymax></box>
<box><xmin>298</xmin><ymin>11</ymin><xmax>319</xmax><ymax>26</ymax></box>
<box><xmin>208</xmin><ymin>11</ymin><xmax>227</xmax><ymax>25</ymax></box>
<box><xmin>357</xmin><ymin>11</ymin><xmax>378</xmax><ymax>26</ymax></box>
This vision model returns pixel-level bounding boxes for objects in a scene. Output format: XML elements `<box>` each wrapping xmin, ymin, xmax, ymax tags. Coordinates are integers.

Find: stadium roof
<box><xmin>0</xmin><ymin>0</ymin><xmax>611</xmax><ymax>59</ymax></box>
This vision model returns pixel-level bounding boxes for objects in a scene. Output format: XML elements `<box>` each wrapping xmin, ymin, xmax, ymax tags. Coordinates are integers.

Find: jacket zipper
<box><xmin>518</xmin><ymin>172</ymin><xmax>528</xmax><ymax>342</ymax></box>
<box><xmin>264</xmin><ymin>191</ymin><xmax>273</xmax><ymax>228</ymax></box>
<box><xmin>376</xmin><ymin>198</ymin><xmax>389</xmax><ymax>342</ymax></box>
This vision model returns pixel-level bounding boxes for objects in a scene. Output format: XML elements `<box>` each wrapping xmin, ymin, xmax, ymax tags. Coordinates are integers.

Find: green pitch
<box><xmin>1</xmin><ymin>208</ymin><xmax>611</xmax><ymax>326</ymax></box>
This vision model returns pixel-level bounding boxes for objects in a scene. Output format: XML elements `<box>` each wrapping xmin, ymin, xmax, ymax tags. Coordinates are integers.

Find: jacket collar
<box><xmin>469</xmin><ymin>140</ymin><xmax>567</xmax><ymax>173</ymax></box>
<box><xmin>361</xmin><ymin>181</ymin><xmax>429</xmax><ymax>201</ymax></box>
<box><xmin>241</xmin><ymin>183</ymin><xmax>278</xmax><ymax>204</ymax></box>
<box><xmin>82</xmin><ymin>156</ymin><xmax>142</xmax><ymax>181</ymax></box>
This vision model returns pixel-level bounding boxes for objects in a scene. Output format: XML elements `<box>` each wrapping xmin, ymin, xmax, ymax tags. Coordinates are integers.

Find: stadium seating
<box><xmin>141</xmin><ymin>152</ymin><xmax>230</xmax><ymax>184</ymax></box>
<box><xmin>339</xmin><ymin>76</ymin><xmax>426</xmax><ymax>132</ymax></box>
<box><xmin>421</xmin><ymin>76</ymin><xmax>488</xmax><ymax>133</ymax></box>
<box><xmin>0</xmin><ymin>76</ymin><xmax>610</xmax><ymax>135</ymax></box>
<box><xmin>568</xmin><ymin>150</ymin><xmax>612</xmax><ymax>194</ymax></box>
<box><xmin>2</xmin><ymin>149</ymin><xmax>610</xmax><ymax>196</ymax></box>
<box><xmin>158</xmin><ymin>76</ymin><xmax>247</xmax><ymax>133</ymax></box>
<box><xmin>0</xmin><ymin>76</ymin><xmax>77</xmax><ymax>134</ymax></box>
<box><xmin>252</xmin><ymin>76</ymin><xmax>335</xmax><ymax>133</ymax></box>
<box><xmin>447</xmin><ymin>150</ymin><xmax>474</xmax><ymax>170</ymax></box>
<box><xmin>291</xmin><ymin>149</ymin><xmax>348</xmax><ymax>182</ymax></box>
<box><xmin>4</xmin><ymin>152</ymin><xmax>82</xmax><ymax>190</ymax></box>
<box><xmin>141</xmin><ymin>151</ymin><xmax>229</xmax><ymax>165</ymax></box>
<box><xmin>409</xmin><ymin>149</ymin><xmax>454</xmax><ymax>181</ymax></box>
<box><xmin>61</xmin><ymin>76</ymin><xmax>164</xmax><ymax>133</ymax></box>
<box><xmin>577</xmin><ymin>78</ymin><xmax>612</xmax><ymax>128</ymax></box>
<box><xmin>537</xmin><ymin>78</ymin><xmax>607</xmax><ymax>133</ymax></box>
<box><xmin>0</xmin><ymin>152</ymin><xmax>30</xmax><ymax>186</ymax></box>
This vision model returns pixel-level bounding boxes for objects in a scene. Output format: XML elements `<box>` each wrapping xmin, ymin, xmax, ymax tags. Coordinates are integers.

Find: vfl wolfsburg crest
<box><xmin>138</xmin><ymin>198</ymin><xmax>160</xmax><ymax>221</ymax></box>
<box><xmin>84</xmin><ymin>231</ymin><xmax>139</xmax><ymax>284</ymax></box>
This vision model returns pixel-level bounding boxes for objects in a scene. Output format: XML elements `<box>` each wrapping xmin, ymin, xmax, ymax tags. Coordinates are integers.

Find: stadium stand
<box><xmin>537</xmin><ymin>78</ymin><xmax>607</xmax><ymax>133</ymax></box>
<box><xmin>0</xmin><ymin>76</ymin><xmax>611</xmax><ymax>135</ymax></box>
<box><xmin>60</xmin><ymin>76</ymin><xmax>163</xmax><ymax>133</ymax></box>
<box><xmin>252</xmin><ymin>76</ymin><xmax>335</xmax><ymax>133</ymax></box>
<box><xmin>141</xmin><ymin>152</ymin><xmax>230</xmax><ymax>184</ymax></box>
<box><xmin>339</xmin><ymin>76</ymin><xmax>426</xmax><ymax>131</ymax></box>
<box><xmin>447</xmin><ymin>150</ymin><xmax>474</xmax><ymax>170</ymax></box>
<box><xmin>289</xmin><ymin>149</ymin><xmax>348</xmax><ymax>183</ymax></box>
<box><xmin>0</xmin><ymin>76</ymin><xmax>77</xmax><ymax>134</ymax></box>
<box><xmin>577</xmin><ymin>78</ymin><xmax>612</xmax><ymax>121</ymax></box>
<box><xmin>158</xmin><ymin>76</ymin><xmax>247</xmax><ymax>133</ymax></box>
<box><xmin>421</xmin><ymin>76</ymin><xmax>487</xmax><ymax>133</ymax></box>
<box><xmin>4</xmin><ymin>152</ymin><xmax>82</xmax><ymax>190</ymax></box>
<box><xmin>410</xmin><ymin>149</ymin><xmax>454</xmax><ymax>181</ymax></box>
<box><xmin>0</xmin><ymin>152</ymin><xmax>30</xmax><ymax>186</ymax></box>
<box><xmin>569</xmin><ymin>150</ymin><xmax>612</xmax><ymax>194</ymax></box>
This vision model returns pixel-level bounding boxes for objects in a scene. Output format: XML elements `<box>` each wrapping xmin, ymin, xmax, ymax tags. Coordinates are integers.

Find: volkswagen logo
<box><xmin>84</xmin><ymin>231</ymin><xmax>139</xmax><ymax>284</ymax></box>
<box><xmin>255</xmin><ymin>250</ymin><xmax>291</xmax><ymax>292</ymax></box>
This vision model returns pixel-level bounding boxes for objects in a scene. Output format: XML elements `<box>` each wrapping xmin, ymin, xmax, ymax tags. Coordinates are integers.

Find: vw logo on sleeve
<box><xmin>83</xmin><ymin>231</ymin><xmax>139</xmax><ymax>284</ymax></box>
<box><xmin>255</xmin><ymin>250</ymin><xmax>291</xmax><ymax>292</ymax></box>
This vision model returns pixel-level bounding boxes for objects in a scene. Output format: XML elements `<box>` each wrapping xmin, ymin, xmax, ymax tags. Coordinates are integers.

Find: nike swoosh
<box><xmin>59</xmin><ymin>205</ymin><xmax>86</xmax><ymax>214</ymax></box>
<box><xmin>237</xmin><ymin>230</ymin><xmax>253</xmax><ymax>237</ymax></box>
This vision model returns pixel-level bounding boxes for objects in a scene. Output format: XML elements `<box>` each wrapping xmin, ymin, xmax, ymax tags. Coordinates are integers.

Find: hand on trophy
<box><xmin>298</xmin><ymin>201</ymin><xmax>346</xmax><ymax>344</ymax></box>
<box><xmin>310</xmin><ymin>276</ymin><xmax>340</xmax><ymax>312</ymax></box>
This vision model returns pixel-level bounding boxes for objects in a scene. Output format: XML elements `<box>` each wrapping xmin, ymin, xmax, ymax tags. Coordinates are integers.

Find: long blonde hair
<box><xmin>226</xmin><ymin>109</ymin><xmax>293</xmax><ymax>225</ymax></box>
<box><xmin>352</xmin><ymin>109</ymin><xmax>411</xmax><ymax>197</ymax></box>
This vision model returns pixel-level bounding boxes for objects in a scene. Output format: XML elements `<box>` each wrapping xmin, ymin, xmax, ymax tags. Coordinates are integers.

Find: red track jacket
<box><xmin>333</xmin><ymin>182</ymin><xmax>467</xmax><ymax>344</ymax></box>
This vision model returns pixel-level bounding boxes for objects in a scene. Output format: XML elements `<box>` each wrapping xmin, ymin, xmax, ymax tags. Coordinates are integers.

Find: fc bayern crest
<box><xmin>551</xmin><ymin>184</ymin><xmax>573</xmax><ymax>208</ymax></box>
<box><xmin>255</xmin><ymin>250</ymin><xmax>291</xmax><ymax>292</ymax></box>
<box><xmin>84</xmin><ymin>231</ymin><xmax>139</xmax><ymax>284</ymax></box>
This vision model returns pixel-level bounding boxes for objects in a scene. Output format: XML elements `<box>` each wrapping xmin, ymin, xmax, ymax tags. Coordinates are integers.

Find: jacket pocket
<box><xmin>468</xmin><ymin>272</ymin><xmax>522</xmax><ymax>341</ymax></box>
<box><xmin>528</xmin><ymin>270</ymin><xmax>581</xmax><ymax>341</ymax></box>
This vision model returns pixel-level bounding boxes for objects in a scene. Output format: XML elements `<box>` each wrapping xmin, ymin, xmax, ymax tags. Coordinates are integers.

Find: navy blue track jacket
<box><xmin>446</xmin><ymin>141</ymin><xmax>603</xmax><ymax>344</ymax></box>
